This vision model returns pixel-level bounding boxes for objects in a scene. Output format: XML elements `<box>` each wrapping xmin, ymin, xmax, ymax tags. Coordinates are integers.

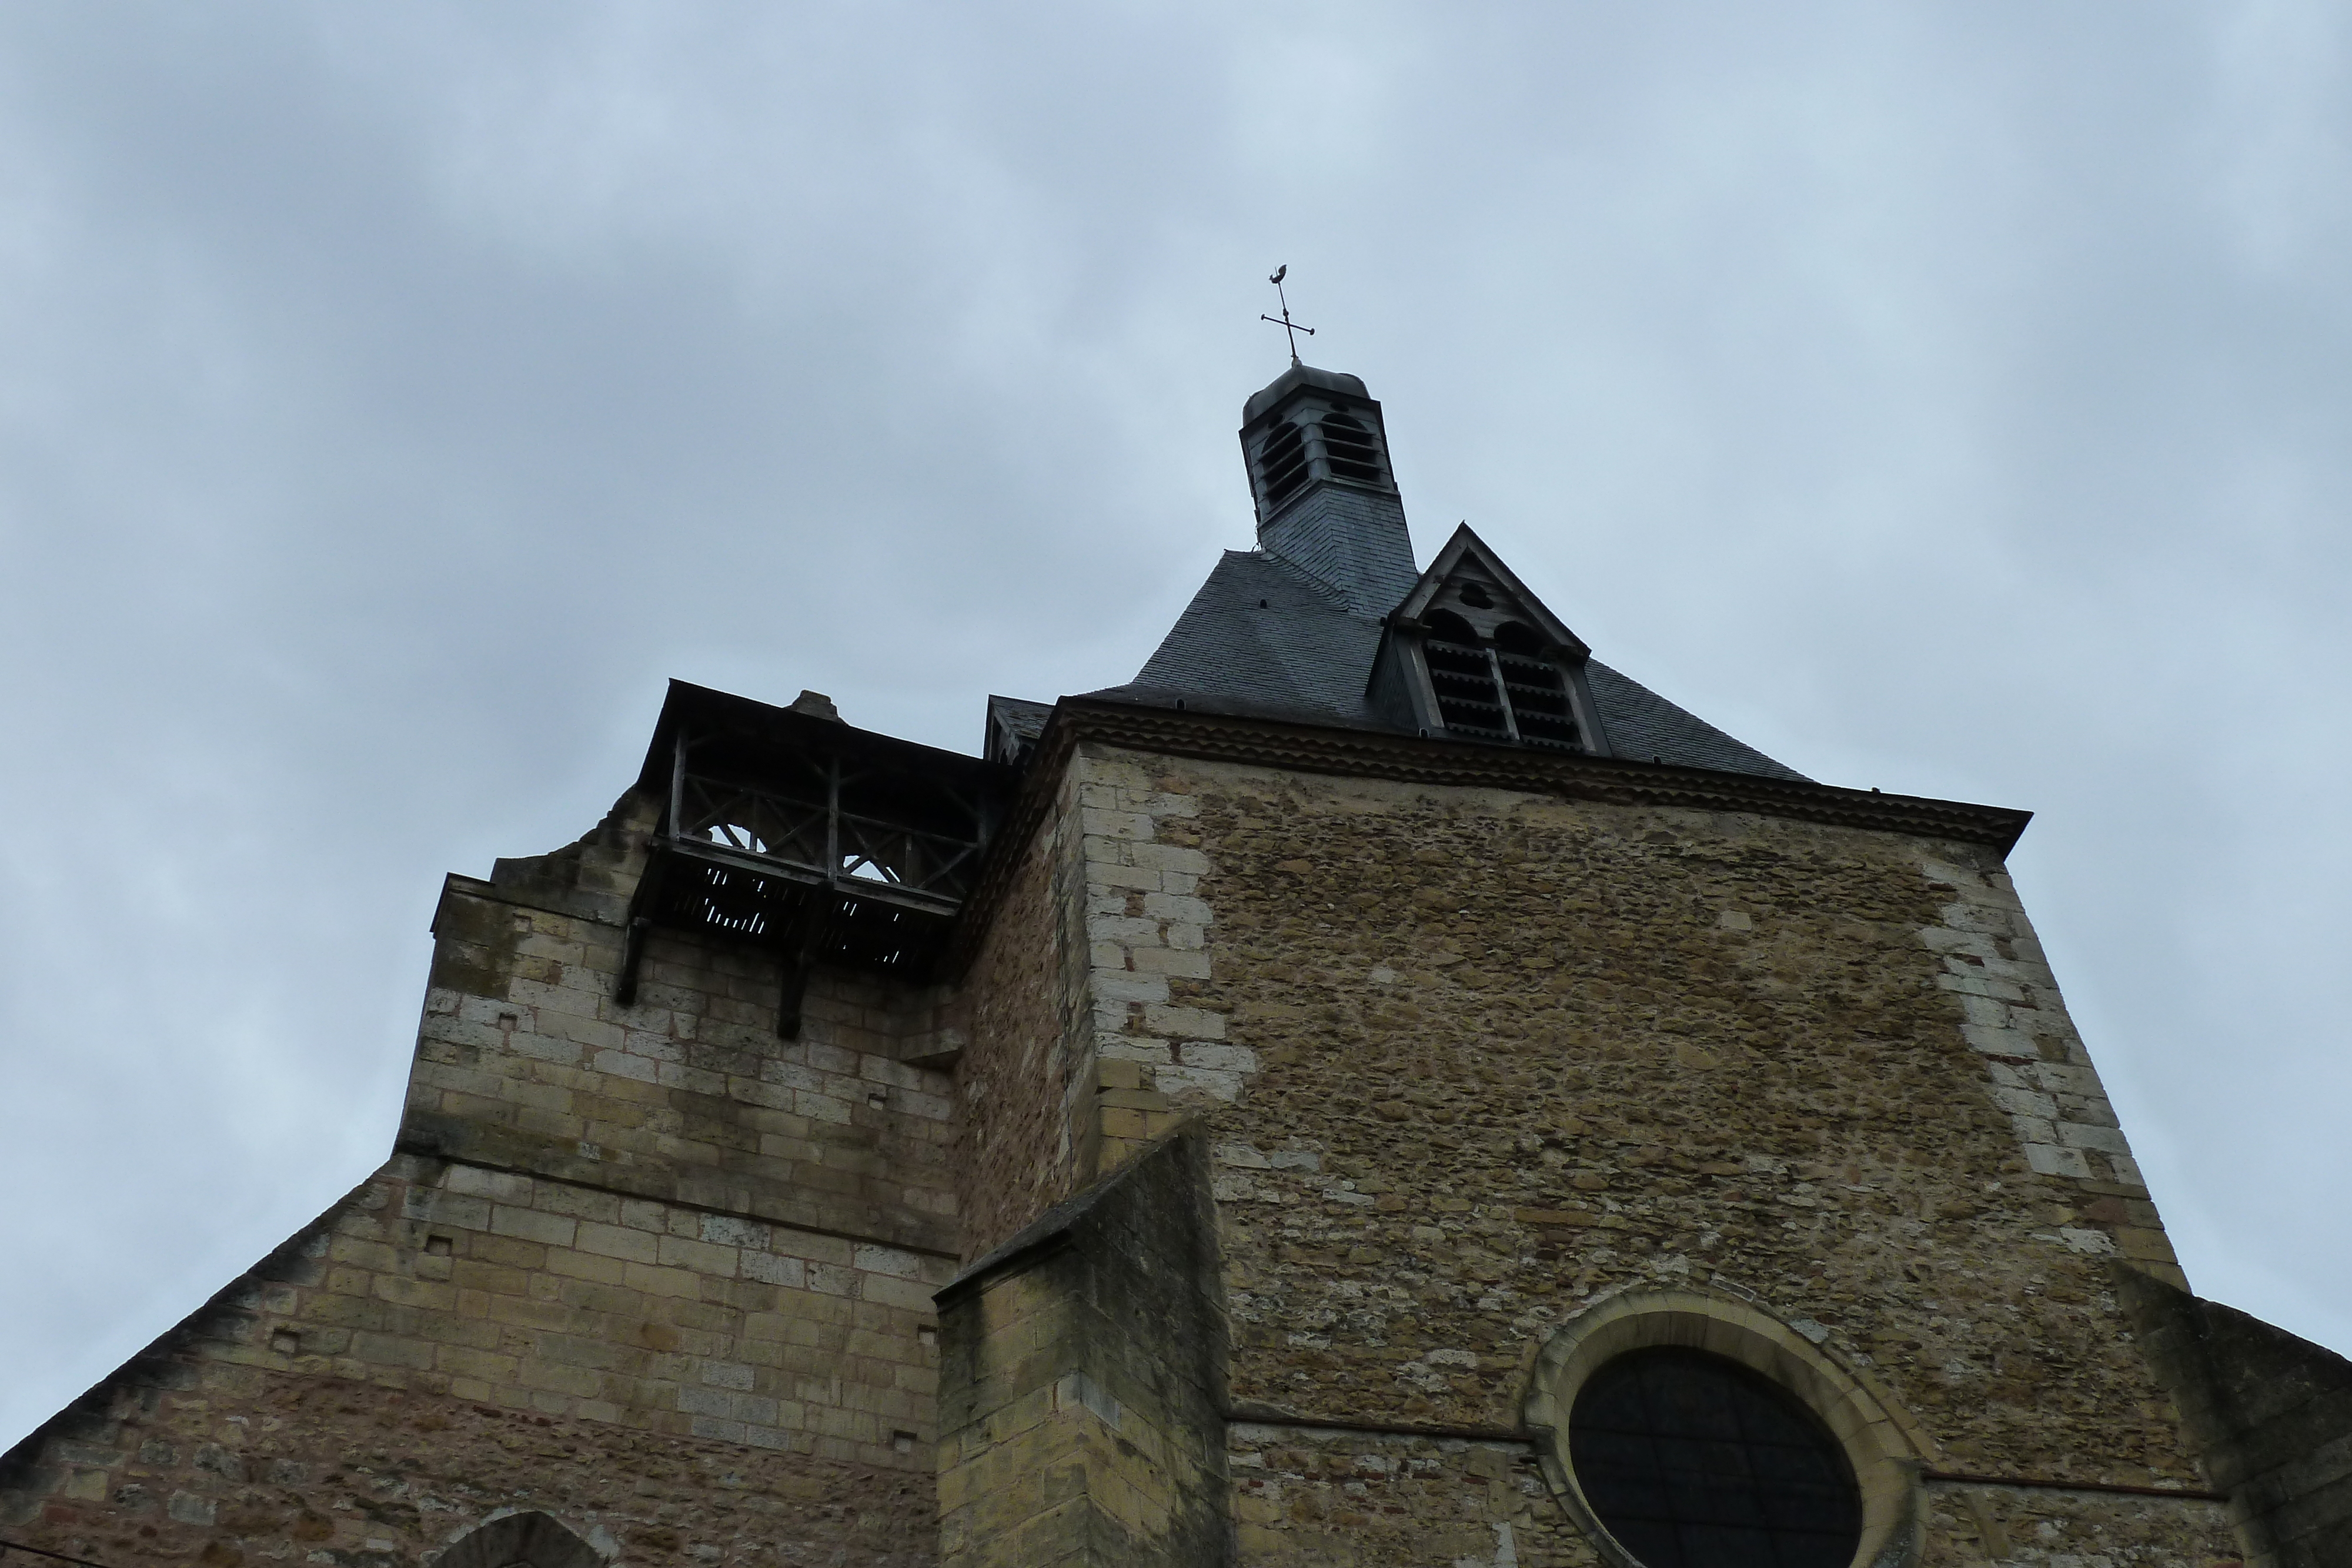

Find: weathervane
<box><xmin>1261</xmin><ymin>265</ymin><xmax>1314</xmax><ymax>366</ymax></box>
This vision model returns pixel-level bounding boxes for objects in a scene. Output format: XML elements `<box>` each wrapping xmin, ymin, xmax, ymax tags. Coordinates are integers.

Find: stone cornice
<box><xmin>945</xmin><ymin>697</ymin><xmax>2029</xmax><ymax>975</ymax></box>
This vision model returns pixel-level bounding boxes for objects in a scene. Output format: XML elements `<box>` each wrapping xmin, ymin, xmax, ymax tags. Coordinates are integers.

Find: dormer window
<box><xmin>1377</xmin><ymin>527</ymin><xmax>1613</xmax><ymax>758</ymax></box>
<box><xmin>1419</xmin><ymin>611</ymin><xmax>1584</xmax><ymax>750</ymax></box>
<box><xmin>1494</xmin><ymin>621</ymin><xmax>1582</xmax><ymax>748</ymax></box>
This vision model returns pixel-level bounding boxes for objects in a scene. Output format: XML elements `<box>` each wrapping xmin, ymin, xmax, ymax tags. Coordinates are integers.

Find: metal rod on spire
<box><xmin>1260</xmin><ymin>265</ymin><xmax>1314</xmax><ymax>366</ymax></box>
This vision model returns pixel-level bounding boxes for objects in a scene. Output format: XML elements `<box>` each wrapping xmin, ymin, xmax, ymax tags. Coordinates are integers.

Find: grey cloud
<box><xmin>3</xmin><ymin>1</ymin><xmax>2348</xmax><ymax>1445</ymax></box>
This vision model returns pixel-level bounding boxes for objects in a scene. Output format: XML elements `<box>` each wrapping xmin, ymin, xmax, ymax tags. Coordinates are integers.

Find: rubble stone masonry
<box><xmin>953</xmin><ymin>750</ymin><xmax>1230</xmax><ymax>1263</ymax></box>
<box><xmin>1055</xmin><ymin>745</ymin><xmax>2241</xmax><ymax>1564</ymax></box>
<box><xmin>954</xmin><ymin>764</ymin><xmax>1091</xmax><ymax>1262</ymax></box>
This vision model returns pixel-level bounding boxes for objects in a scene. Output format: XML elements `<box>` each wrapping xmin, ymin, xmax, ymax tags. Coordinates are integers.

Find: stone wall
<box><xmin>1068</xmin><ymin>753</ymin><xmax>1224</xmax><ymax>1173</ymax></box>
<box><xmin>1062</xmin><ymin>745</ymin><xmax>2239</xmax><ymax>1563</ymax></box>
<box><xmin>0</xmin><ymin>1158</ymin><xmax>944</xmax><ymax>1567</ymax></box>
<box><xmin>952</xmin><ymin>747</ymin><xmax>1227</xmax><ymax>1266</ymax></box>
<box><xmin>1919</xmin><ymin>861</ymin><xmax>2183</xmax><ymax>1289</ymax></box>
<box><xmin>0</xmin><ymin>1377</ymin><xmax>933</xmax><ymax>1568</ymax></box>
<box><xmin>2</xmin><ymin>794</ymin><xmax>965</xmax><ymax>1567</ymax></box>
<box><xmin>4</xmin><ymin>721</ymin><xmax>2280</xmax><ymax>1568</ymax></box>
<box><xmin>413</xmin><ymin>841</ymin><xmax>960</xmax><ymax>1256</ymax></box>
<box><xmin>2119</xmin><ymin>1265</ymin><xmax>2352</xmax><ymax>1566</ymax></box>
<box><xmin>1230</xmin><ymin>1425</ymin><xmax>1586</xmax><ymax>1567</ymax></box>
<box><xmin>935</xmin><ymin>1131</ymin><xmax>1229</xmax><ymax>1568</ymax></box>
<box><xmin>954</xmin><ymin>764</ymin><xmax>1093</xmax><ymax>1262</ymax></box>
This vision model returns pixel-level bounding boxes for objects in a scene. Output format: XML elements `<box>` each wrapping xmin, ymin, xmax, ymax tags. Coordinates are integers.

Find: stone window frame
<box><xmin>1522</xmin><ymin>1286</ymin><xmax>1926</xmax><ymax>1568</ymax></box>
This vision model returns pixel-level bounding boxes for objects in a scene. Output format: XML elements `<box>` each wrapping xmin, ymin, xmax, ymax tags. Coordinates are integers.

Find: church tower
<box><xmin>6</xmin><ymin>360</ymin><xmax>2347</xmax><ymax>1568</ymax></box>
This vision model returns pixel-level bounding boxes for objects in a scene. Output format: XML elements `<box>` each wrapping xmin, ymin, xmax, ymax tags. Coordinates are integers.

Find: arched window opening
<box><xmin>1258</xmin><ymin>420</ymin><xmax>1311</xmax><ymax>510</ymax></box>
<box><xmin>1492</xmin><ymin>620</ymin><xmax>1543</xmax><ymax>656</ymax></box>
<box><xmin>434</xmin><ymin>1512</ymin><xmax>605</xmax><ymax>1568</ymax></box>
<box><xmin>1569</xmin><ymin>1348</ymin><xmax>1862</xmax><ymax>1568</ymax></box>
<box><xmin>1319</xmin><ymin>412</ymin><xmax>1385</xmax><ymax>485</ymax></box>
<box><xmin>1426</xmin><ymin>610</ymin><xmax>1478</xmax><ymax>645</ymax></box>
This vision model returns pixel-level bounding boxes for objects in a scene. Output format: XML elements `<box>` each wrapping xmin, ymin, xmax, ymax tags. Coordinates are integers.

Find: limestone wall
<box><xmin>0</xmin><ymin>1156</ymin><xmax>946</xmax><ymax>1567</ymax></box>
<box><xmin>1917</xmin><ymin>862</ymin><xmax>2182</xmax><ymax>1289</ymax></box>
<box><xmin>411</xmin><ymin>865</ymin><xmax>960</xmax><ymax>1256</ymax></box>
<box><xmin>2</xmin><ymin>795</ymin><xmax>967</xmax><ymax>1567</ymax></box>
<box><xmin>2119</xmin><ymin>1266</ymin><xmax>2352</xmax><ymax>1566</ymax></box>
<box><xmin>1</xmin><ymin>728</ymin><xmax>2273</xmax><ymax>1568</ymax></box>
<box><xmin>935</xmin><ymin>1132</ymin><xmax>1230</xmax><ymax>1568</ymax></box>
<box><xmin>1229</xmin><ymin>1426</ymin><xmax>1587</xmax><ymax>1567</ymax></box>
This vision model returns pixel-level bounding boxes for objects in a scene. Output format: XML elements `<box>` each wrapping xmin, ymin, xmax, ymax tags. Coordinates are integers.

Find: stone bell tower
<box><xmin>5</xmin><ymin>357</ymin><xmax>2349</xmax><ymax>1568</ymax></box>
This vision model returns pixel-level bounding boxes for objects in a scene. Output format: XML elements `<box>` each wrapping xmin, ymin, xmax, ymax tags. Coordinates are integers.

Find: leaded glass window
<box><xmin>1569</xmin><ymin>1348</ymin><xmax>1862</xmax><ymax>1568</ymax></box>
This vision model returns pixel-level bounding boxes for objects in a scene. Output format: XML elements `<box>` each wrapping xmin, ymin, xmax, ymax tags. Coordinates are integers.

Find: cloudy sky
<box><xmin>4</xmin><ymin>2</ymin><xmax>2349</xmax><ymax>1447</ymax></box>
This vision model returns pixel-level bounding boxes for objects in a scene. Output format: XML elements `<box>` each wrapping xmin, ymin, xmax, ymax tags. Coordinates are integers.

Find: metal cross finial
<box><xmin>1261</xmin><ymin>265</ymin><xmax>1315</xmax><ymax>366</ymax></box>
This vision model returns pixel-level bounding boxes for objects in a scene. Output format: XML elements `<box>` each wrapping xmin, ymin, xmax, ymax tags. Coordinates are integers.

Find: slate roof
<box><xmin>1088</xmin><ymin>549</ymin><xmax>1809</xmax><ymax>783</ymax></box>
<box><xmin>984</xmin><ymin>695</ymin><xmax>1054</xmax><ymax>767</ymax></box>
<box><xmin>1583</xmin><ymin>661</ymin><xmax>1808</xmax><ymax>781</ymax></box>
<box><xmin>1118</xmin><ymin>551</ymin><xmax>1383</xmax><ymax>718</ymax></box>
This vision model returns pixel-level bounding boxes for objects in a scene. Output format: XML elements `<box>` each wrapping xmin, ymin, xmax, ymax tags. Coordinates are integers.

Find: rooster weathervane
<box><xmin>1261</xmin><ymin>265</ymin><xmax>1315</xmax><ymax>366</ymax></box>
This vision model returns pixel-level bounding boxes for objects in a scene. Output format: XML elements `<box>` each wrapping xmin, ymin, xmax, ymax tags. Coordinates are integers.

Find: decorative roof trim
<box><xmin>944</xmin><ymin>696</ymin><xmax>2030</xmax><ymax>972</ymax></box>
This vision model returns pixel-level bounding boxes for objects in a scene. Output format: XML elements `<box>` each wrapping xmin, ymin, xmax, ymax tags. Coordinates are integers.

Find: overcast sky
<box><xmin>5</xmin><ymin>2</ymin><xmax>2350</xmax><ymax>1449</ymax></box>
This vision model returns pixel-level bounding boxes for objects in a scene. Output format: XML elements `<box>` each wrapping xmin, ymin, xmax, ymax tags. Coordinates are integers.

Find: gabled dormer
<box><xmin>1371</xmin><ymin>524</ymin><xmax>1613</xmax><ymax>755</ymax></box>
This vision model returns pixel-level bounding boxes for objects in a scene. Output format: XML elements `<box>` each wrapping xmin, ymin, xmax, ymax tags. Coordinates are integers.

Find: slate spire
<box><xmin>1238</xmin><ymin>363</ymin><xmax>1418</xmax><ymax>616</ymax></box>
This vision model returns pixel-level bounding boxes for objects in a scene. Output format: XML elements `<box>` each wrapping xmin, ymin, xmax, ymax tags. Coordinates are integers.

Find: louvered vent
<box><xmin>1320</xmin><ymin>412</ymin><xmax>1385</xmax><ymax>485</ymax></box>
<box><xmin>1426</xmin><ymin>611</ymin><xmax>1511</xmax><ymax>739</ymax></box>
<box><xmin>1425</xmin><ymin>613</ymin><xmax>1585</xmax><ymax>751</ymax></box>
<box><xmin>1258</xmin><ymin>420</ymin><xmax>1311</xmax><ymax>510</ymax></box>
<box><xmin>1494</xmin><ymin>621</ymin><xmax>1582</xmax><ymax>749</ymax></box>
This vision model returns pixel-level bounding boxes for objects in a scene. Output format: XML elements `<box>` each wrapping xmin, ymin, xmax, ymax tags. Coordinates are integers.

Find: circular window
<box><xmin>1569</xmin><ymin>1347</ymin><xmax>1863</xmax><ymax>1568</ymax></box>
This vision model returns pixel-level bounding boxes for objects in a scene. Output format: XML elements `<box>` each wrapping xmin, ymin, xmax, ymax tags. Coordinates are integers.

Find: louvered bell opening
<box><xmin>1495</xmin><ymin>621</ymin><xmax>1582</xmax><ymax>750</ymax></box>
<box><xmin>1258</xmin><ymin>420</ymin><xmax>1311</xmax><ymax>510</ymax></box>
<box><xmin>1426</xmin><ymin>611</ymin><xmax>1510</xmax><ymax>739</ymax></box>
<box><xmin>1499</xmin><ymin>654</ymin><xmax>1581</xmax><ymax>748</ymax></box>
<box><xmin>1319</xmin><ymin>412</ymin><xmax>1385</xmax><ymax>486</ymax></box>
